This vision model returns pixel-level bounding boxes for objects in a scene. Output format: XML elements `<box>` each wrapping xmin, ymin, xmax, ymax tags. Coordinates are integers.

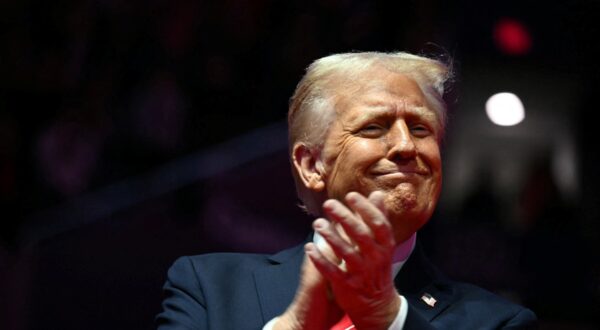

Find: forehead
<box><xmin>330</xmin><ymin>68</ymin><xmax>431</xmax><ymax>117</ymax></box>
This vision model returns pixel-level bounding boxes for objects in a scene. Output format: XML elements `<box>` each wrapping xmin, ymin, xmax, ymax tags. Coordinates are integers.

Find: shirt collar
<box><xmin>391</xmin><ymin>232</ymin><xmax>416</xmax><ymax>276</ymax></box>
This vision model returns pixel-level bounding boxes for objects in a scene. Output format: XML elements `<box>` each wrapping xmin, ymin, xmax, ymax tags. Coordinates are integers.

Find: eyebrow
<box><xmin>351</xmin><ymin>101</ymin><xmax>438</xmax><ymax>124</ymax></box>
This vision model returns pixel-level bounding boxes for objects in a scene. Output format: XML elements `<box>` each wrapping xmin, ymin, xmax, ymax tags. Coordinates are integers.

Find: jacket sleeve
<box><xmin>156</xmin><ymin>257</ymin><xmax>208</xmax><ymax>330</ymax></box>
<box><xmin>502</xmin><ymin>308</ymin><xmax>537</xmax><ymax>329</ymax></box>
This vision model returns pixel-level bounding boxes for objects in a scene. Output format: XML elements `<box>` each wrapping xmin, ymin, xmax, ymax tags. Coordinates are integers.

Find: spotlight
<box><xmin>485</xmin><ymin>92</ymin><xmax>525</xmax><ymax>126</ymax></box>
<box><xmin>494</xmin><ymin>18</ymin><xmax>532</xmax><ymax>55</ymax></box>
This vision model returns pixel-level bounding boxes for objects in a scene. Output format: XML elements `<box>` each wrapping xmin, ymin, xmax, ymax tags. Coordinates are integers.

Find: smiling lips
<box><xmin>372</xmin><ymin>165</ymin><xmax>428</xmax><ymax>175</ymax></box>
<box><xmin>370</xmin><ymin>166</ymin><xmax>429</xmax><ymax>181</ymax></box>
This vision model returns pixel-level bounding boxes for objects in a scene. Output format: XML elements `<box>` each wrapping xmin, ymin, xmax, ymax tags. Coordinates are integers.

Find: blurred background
<box><xmin>1</xmin><ymin>0</ymin><xmax>599</xmax><ymax>329</ymax></box>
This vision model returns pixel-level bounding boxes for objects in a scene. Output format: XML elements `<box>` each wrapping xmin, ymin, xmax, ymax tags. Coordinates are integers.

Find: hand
<box><xmin>274</xmin><ymin>247</ymin><xmax>343</xmax><ymax>329</ymax></box>
<box><xmin>306</xmin><ymin>191</ymin><xmax>401</xmax><ymax>330</ymax></box>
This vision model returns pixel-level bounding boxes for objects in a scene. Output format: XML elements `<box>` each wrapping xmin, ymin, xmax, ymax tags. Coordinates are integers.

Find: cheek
<box><xmin>337</xmin><ymin>140</ymin><xmax>384</xmax><ymax>173</ymax></box>
<box><xmin>327</xmin><ymin>140</ymin><xmax>384</xmax><ymax>193</ymax></box>
<box><xmin>415</xmin><ymin>140</ymin><xmax>442</xmax><ymax>197</ymax></box>
<box><xmin>420</xmin><ymin>141</ymin><xmax>442</xmax><ymax>174</ymax></box>
<box><xmin>425</xmin><ymin>146</ymin><xmax>443</xmax><ymax>206</ymax></box>
<box><xmin>352</xmin><ymin>139</ymin><xmax>381</xmax><ymax>155</ymax></box>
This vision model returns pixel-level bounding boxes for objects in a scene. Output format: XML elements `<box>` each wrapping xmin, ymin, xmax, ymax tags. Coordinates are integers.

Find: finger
<box><xmin>346</xmin><ymin>192</ymin><xmax>395</xmax><ymax>249</ymax></box>
<box><xmin>305</xmin><ymin>243</ymin><xmax>346</xmax><ymax>283</ymax></box>
<box><xmin>368</xmin><ymin>191</ymin><xmax>396</xmax><ymax>247</ymax></box>
<box><xmin>313</xmin><ymin>218</ymin><xmax>361</xmax><ymax>268</ymax></box>
<box><xmin>322</xmin><ymin>198</ymin><xmax>376</xmax><ymax>254</ymax></box>
<box><xmin>368</xmin><ymin>190</ymin><xmax>387</xmax><ymax>215</ymax></box>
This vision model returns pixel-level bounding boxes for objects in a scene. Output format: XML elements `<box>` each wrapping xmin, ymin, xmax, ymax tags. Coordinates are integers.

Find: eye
<box><xmin>410</xmin><ymin>124</ymin><xmax>432</xmax><ymax>137</ymax></box>
<box><xmin>358</xmin><ymin>123</ymin><xmax>386</xmax><ymax>137</ymax></box>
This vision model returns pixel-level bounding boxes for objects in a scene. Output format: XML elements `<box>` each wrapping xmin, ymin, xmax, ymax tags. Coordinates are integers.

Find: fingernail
<box><xmin>346</xmin><ymin>192</ymin><xmax>358</xmax><ymax>203</ymax></box>
<box><xmin>322</xmin><ymin>199</ymin><xmax>336</xmax><ymax>210</ymax></box>
<box><xmin>304</xmin><ymin>243</ymin><xmax>314</xmax><ymax>253</ymax></box>
<box><xmin>313</xmin><ymin>218</ymin><xmax>327</xmax><ymax>230</ymax></box>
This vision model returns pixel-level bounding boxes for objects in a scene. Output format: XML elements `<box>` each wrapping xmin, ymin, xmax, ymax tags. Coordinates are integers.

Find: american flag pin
<box><xmin>421</xmin><ymin>293</ymin><xmax>437</xmax><ymax>307</ymax></box>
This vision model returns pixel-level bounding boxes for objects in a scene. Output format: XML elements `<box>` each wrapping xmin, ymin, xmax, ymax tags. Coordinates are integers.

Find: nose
<box><xmin>386</xmin><ymin>120</ymin><xmax>417</xmax><ymax>160</ymax></box>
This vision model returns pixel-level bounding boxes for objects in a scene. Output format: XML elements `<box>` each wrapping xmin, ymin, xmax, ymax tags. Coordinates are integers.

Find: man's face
<box><xmin>320</xmin><ymin>67</ymin><xmax>443</xmax><ymax>243</ymax></box>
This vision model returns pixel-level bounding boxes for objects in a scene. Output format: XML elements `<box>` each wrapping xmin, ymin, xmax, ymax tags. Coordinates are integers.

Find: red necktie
<box><xmin>330</xmin><ymin>314</ymin><xmax>354</xmax><ymax>330</ymax></box>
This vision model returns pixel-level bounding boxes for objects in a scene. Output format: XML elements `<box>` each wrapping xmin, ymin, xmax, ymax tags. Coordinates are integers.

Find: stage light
<box><xmin>485</xmin><ymin>92</ymin><xmax>525</xmax><ymax>126</ymax></box>
<box><xmin>494</xmin><ymin>18</ymin><xmax>532</xmax><ymax>55</ymax></box>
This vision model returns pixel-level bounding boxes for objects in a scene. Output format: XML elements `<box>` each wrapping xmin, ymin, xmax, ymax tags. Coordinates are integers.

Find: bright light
<box><xmin>493</xmin><ymin>18</ymin><xmax>532</xmax><ymax>55</ymax></box>
<box><xmin>485</xmin><ymin>92</ymin><xmax>525</xmax><ymax>126</ymax></box>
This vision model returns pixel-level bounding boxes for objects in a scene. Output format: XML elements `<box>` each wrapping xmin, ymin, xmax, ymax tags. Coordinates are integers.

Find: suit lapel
<box><xmin>404</xmin><ymin>283</ymin><xmax>455</xmax><ymax>322</ymax></box>
<box><xmin>395</xmin><ymin>242</ymin><xmax>457</xmax><ymax>322</ymax></box>
<box><xmin>253</xmin><ymin>244</ymin><xmax>305</xmax><ymax>323</ymax></box>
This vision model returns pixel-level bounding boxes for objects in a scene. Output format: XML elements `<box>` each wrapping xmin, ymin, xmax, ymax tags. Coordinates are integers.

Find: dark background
<box><xmin>1</xmin><ymin>0</ymin><xmax>599</xmax><ymax>329</ymax></box>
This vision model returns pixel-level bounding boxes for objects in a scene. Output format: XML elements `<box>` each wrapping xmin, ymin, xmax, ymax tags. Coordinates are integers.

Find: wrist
<box><xmin>350</xmin><ymin>290</ymin><xmax>401</xmax><ymax>330</ymax></box>
<box><xmin>276</xmin><ymin>294</ymin><xmax>322</xmax><ymax>330</ymax></box>
<box><xmin>272</xmin><ymin>312</ymin><xmax>301</xmax><ymax>330</ymax></box>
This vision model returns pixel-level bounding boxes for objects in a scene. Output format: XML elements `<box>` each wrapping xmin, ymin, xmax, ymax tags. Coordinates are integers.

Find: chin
<box><xmin>384</xmin><ymin>184</ymin><xmax>434</xmax><ymax>240</ymax></box>
<box><xmin>383</xmin><ymin>183</ymin><xmax>418</xmax><ymax>213</ymax></box>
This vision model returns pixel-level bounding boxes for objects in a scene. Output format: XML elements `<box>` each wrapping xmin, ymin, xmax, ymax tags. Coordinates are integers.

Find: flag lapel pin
<box><xmin>421</xmin><ymin>292</ymin><xmax>437</xmax><ymax>307</ymax></box>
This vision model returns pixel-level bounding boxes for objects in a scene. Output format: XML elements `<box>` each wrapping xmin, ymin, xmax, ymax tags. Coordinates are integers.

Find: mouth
<box><xmin>374</xmin><ymin>172</ymin><xmax>423</xmax><ymax>180</ymax></box>
<box><xmin>370</xmin><ymin>167</ymin><xmax>429</xmax><ymax>185</ymax></box>
<box><xmin>372</xmin><ymin>167</ymin><xmax>429</xmax><ymax>176</ymax></box>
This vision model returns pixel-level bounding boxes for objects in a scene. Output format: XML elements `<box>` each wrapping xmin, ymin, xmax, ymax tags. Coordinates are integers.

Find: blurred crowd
<box><xmin>1</xmin><ymin>0</ymin><xmax>450</xmax><ymax>245</ymax></box>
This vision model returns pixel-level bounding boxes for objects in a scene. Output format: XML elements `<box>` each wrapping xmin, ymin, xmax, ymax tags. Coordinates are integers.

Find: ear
<box><xmin>292</xmin><ymin>143</ymin><xmax>325</xmax><ymax>192</ymax></box>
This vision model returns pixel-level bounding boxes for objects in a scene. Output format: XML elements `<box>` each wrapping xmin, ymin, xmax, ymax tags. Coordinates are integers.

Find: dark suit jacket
<box><xmin>156</xmin><ymin>242</ymin><xmax>536</xmax><ymax>329</ymax></box>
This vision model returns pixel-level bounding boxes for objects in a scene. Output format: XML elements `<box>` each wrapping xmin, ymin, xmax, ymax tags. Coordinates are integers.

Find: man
<box><xmin>157</xmin><ymin>52</ymin><xmax>537</xmax><ymax>329</ymax></box>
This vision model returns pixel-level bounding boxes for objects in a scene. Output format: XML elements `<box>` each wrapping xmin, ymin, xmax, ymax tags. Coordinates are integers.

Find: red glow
<box><xmin>494</xmin><ymin>18</ymin><xmax>532</xmax><ymax>55</ymax></box>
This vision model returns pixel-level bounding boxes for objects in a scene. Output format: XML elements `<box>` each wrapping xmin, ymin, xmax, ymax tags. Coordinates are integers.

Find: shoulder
<box><xmin>452</xmin><ymin>282</ymin><xmax>526</xmax><ymax>310</ymax></box>
<box><xmin>447</xmin><ymin>281</ymin><xmax>537</xmax><ymax>328</ymax></box>
<box><xmin>158</xmin><ymin>244</ymin><xmax>305</xmax><ymax>329</ymax></box>
<box><xmin>166</xmin><ymin>252</ymin><xmax>270</xmax><ymax>285</ymax></box>
<box><xmin>179</xmin><ymin>252</ymin><xmax>271</xmax><ymax>269</ymax></box>
<box><xmin>167</xmin><ymin>243</ymin><xmax>305</xmax><ymax>282</ymax></box>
